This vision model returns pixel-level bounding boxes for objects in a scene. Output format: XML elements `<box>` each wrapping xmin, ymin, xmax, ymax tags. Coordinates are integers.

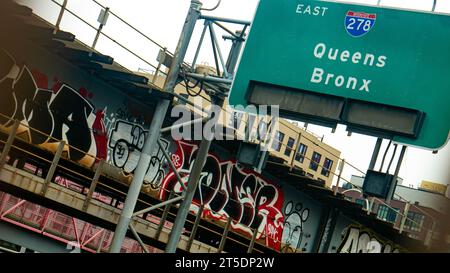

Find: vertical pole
<box><xmin>40</xmin><ymin>209</ymin><xmax>52</xmax><ymax>232</ymax></box>
<box><xmin>109</xmin><ymin>0</ymin><xmax>202</xmax><ymax>253</ymax></box>
<box><xmin>333</xmin><ymin>159</ymin><xmax>345</xmax><ymax>195</ymax></box>
<box><xmin>152</xmin><ymin>48</ymin><xmax>167</xmax><ymax>84</ymax></box>
<box><xmin>208</xmin><ymin>23</ymin><xmax>229</xmax><ymax>78</ymax></box>
<box><xmin>41</xmin><ymin>141</ymin><xmax>65</xmax><ymax>195</ymax></box>
<box><xmin>54</xmin><ymin>0</ymin><xmax>68</xmax><ymax>32</ymax></box>
<box><xmin>399</xmin><ymin>202</ymin><xmax>410</xmax><ymax>234</ymax></box>
<box><xmin>217</xmin><ymin>217</ymin><xmax>232</xmax><ymax>253</ymax></box>
<box><xmin>96</xmin><ymin>230</ymin><xmax>107</xmax><ymax>253</ymax></box>
<box><xmin>155</xmin><ymin>190</ymin><xmax>175</xmax><ymax>240</ymax></box>
<box><xmin>225</xmin><ymin>31</ymin><xmax>245</xmax><ymax>77</ymax></box>
<box><xmin>386</xmin><ymin>146</ymin><xmax>407</xmax><ymax>204</ymax></box>
<box><xmin>186</xmin><ymin>205</ymin><xmax>204</xmax><ymax>252</ymax></box>
<box><xmin>129</xmin><ymin>223</ymin><xmax>149</xmax><ymax>253</ymax></box>
<box><xmin>165</xmin><ymin>121</ymin><xmax>215</xmax><ymax>253</ymax></box>
<box><xmin>247</xmin><ymin>227</ymin><xmax>259</xmax><ymax>253</ymax></box>
<box><xmin>432</xmin><ymin>0</ymin><xmax>437</xmax><ymax>11</ymax></box>
<box><xmin>0</xmin><ymin>120</ymin><xmax>20</xmax><ymax>168</ymax></box>
<box><xmin>82</xmin><ymin>160</ymin><xmax>104</xmax><ymax>212</ymax></box>
<box><xmin>369</xmin><ymin>138</ymin><xmax>382</xmax><ymax>170</ymax></box>
<box><xmin>92</xmin><ymin>7</ymin><xmax>109</xmax><ymax>49</ymax></box>
<box><xmin>192</xmin><ymin>23</ymin><xmax>208</xmax><ymax>68</ymax></box>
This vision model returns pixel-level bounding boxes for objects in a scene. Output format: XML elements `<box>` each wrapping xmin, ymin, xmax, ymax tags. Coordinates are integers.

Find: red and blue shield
<box><xmin>345</xmin><ymin>11</ymin><xmax>376</xmax><ymax>37</ymax></box>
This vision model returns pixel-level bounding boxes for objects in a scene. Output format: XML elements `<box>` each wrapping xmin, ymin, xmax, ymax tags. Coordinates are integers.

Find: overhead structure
<box><xmin>229</xmin><ymin>0</ymin><xmax>450</xmax><ymax>150</ymax></box>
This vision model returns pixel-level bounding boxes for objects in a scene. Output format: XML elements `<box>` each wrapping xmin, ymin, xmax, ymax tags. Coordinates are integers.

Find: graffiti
<box><xmin>281</xmin><ymin>201</ymin><xmax>310</xmax><ymax>253</ymax></box>
<box><xmin>158</xmin><ymin>141</ymin><xmax>284</xmax><ymax>250</ymax></box>
<box><xmin>108</xmin><ymin>120</ymin><xmax>169</xmax><ymax>189</ymax></box>
<box><xmin>338</xmin><ymin>226</ymin><xmax>400</xmax><ymax>253</ymax></box>
<box><xmin>115</xmin><ymin>100</ymin><xmax>152</xmax><ymax>126</ymax></box>
<box><xmin>0</xmin><ymin>49</ymin><xmax>107</xmax><ymax>166</ymax></box>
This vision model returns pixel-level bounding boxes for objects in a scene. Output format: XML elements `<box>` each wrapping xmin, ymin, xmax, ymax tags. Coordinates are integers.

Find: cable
<box><xmin>200</xmin><ymin>0</ymin><xmax>221</xmax><ymax>11</ymax></box>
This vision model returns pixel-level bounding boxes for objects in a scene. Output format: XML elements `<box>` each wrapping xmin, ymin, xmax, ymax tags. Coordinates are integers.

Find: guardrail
<box><xmin>0</xmin><ymin>112</ymin><xmax>278</xmax><ymax>253</ymax></box>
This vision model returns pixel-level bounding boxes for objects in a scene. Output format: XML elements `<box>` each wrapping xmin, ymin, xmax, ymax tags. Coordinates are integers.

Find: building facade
<box><xmin>336</xmin><ymin>176</ymin><xmax>450</xmax><ymax>250</ymax></box>
<box><xmin>147</xmin><ymin>70</ymin><xmax>341</xmax><ymax>188</ymax></box>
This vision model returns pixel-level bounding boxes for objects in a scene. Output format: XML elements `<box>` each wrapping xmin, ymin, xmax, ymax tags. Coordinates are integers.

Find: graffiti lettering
<box><xmin>0</xmin><ymin>49</ymin><xmax>104</xmax><ymax>166</ymax></box>
<box><xmin>338</xmin><ymin>226</ymin><xmax>400</xmax><ymax>253</ymax></box>
<box><xmin>158</xmin><ymin>141</ymin><xmax>284</xmax><ymax>250</ymax></box>
<box><xmin>108</xmin><ymin>120</ymin><xmax>169</xmax><ymax>189</ymax></box>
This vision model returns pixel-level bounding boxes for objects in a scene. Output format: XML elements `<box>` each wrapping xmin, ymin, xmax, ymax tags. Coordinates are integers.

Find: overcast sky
<box><xmin>20</xmin><ymin>0</ymin><xmax>450</xmax><ymax>189</ymax></box>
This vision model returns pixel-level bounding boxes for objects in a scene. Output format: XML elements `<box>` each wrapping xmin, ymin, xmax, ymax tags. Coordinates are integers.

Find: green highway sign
<box><xmin>229</xmin><ymin>0</ymin><xmax>450</xmax><ymax>150</ymax></box>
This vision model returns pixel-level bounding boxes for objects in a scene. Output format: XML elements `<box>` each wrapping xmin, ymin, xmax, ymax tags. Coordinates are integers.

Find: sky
<box><xmin>19</xmin><ymin>0</ymin><xmax>450</xmax><ymax>189</ymax></box>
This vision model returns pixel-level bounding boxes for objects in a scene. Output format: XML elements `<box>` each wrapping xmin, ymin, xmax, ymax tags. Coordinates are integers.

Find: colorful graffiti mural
<box><xmin>338</xmin><ymin>226</ymin><xmax>400</xmax><ymax>253</ymax></box>
<box><xmin>281</xmin><ymin>201</ymin><xmax>311</xmax><ymax>252</ymax></box>
<box><xmin>166</xmin><ymin>141</ymin><xmax>284</xmax><ymax>250</ymax></box>
<box><xmin>0</xmin><ymin>46</ymin><xmax>414</xmax><ymax>253</ymax></box>
<box><xmin>0</xmin><ymin>48</ymin><xmax>107</xmax><ymax>167</ymax></box>
<box><xmin>108</xmin><ymin>135</ymin><xmax>286</xmax><ymax>250</ymax></box>
<box><xmin>108</xmin><ymin>120</ymin><xmax>169</xmax><ymax>189</ymax></box>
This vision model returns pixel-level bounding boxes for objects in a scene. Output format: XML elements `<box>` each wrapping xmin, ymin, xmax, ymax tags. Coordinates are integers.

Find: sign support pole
<box><xmin>108</xmin><ymin>0</ymin><xmax>202</xmax><ymax>253</ymax></box>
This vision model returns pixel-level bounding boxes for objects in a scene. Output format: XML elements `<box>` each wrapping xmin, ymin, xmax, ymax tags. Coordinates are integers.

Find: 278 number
<box><xmin>347</xmin><ymin>18</ymin><xmax>372</xmax><ymax>31</ymax></box>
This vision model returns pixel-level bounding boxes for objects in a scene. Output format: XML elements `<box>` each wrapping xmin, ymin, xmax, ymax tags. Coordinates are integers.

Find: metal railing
<box><xmin>0</xmin><ymin>113</ymin><xmax>277</xmax><ymax>253</ymax></box>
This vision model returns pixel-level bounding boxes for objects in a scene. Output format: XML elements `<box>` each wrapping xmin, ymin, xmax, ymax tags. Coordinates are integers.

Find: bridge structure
<box><xmin>0</xmin><ymin>0</ymin><xmax>443</xmax><ymax>253</ymax></box>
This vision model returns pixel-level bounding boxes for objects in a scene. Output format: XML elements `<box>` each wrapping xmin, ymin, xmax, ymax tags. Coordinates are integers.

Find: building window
<box><xmin>295</xmin><ymin>143</ymin><xmax>307</xmax><ymax>163</ymax></box>
<box><xmin>306</xmin><ymin>172</ymin><xmax>314</xmax><ymax>178</ymax></box>
<box><xmin>377</xmin><ymin>205</ymin><xmax>399</xmax><ymax>223</ymax></box>
<box><xmin>355</xmin><ymin>199</ymin><xmax>366</xmax><ymax>207</ymax></box>
<box><xmin>284</xmin><ymin>137</ymin><xmax>296</xmax><ymax>157</ymax></box>
<box><xmin>321</xmin><ymin>158</ymin><xmax>334</xmax><ymax>177</ymax></box>
<box><xmin>404</xmin><ymin>212</ymin><xmax>425</xmax><ymax>232</ymax></box>
<box><xmin>309</xmin><ymin>152</ymin><xmax>322</xmax><ymax>171</ymax></box>
<box><xmin>271</xmin><ymin>131</ymin><xmax>285</xmax><ymax>152</ymax></box>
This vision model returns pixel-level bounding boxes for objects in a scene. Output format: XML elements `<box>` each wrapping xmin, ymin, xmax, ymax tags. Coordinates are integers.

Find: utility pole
<box><xmin>108</xmin><ymin>0</ymin><xmax>202</xmax><ymax>253</ymax></box>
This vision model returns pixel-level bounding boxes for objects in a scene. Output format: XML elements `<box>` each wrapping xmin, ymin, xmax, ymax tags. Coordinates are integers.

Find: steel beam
<box><xmin>368</xmin><ymin>138</ymin><xmax>382</xmax><ymax>170</ymax></box>
<box><xmin>82</xmin><ymin>160</ymin><xmax>105</xmax><ymax>211</ymax></box>
<box><xmin>247</xmin><ymin>227</ymin><xmax>258</xmax><ymax>253</ymax></box>
<box><xmin>41</xmin><ymin>141</ymin><xmax>65</xmax><ymax>195</ymax></box>
<box><xmin>0</xmin><ymin>119</ymin><xmax>20</xmax><ymax>169</ymax></box>
<box><xmin>155</xmin><ymin>190</ymin><xmax>175</xmax><ymax>240</ymax></box>
<box><xmin>386</xmin><ymin>145</ymin><xmax>407</xmax><ymax>204</ymax></box>
<box><xmin>185</xmin><ymin>72</ymin><xmax>232</xmax><ymax>84</ymax></box>
<box><xmin>54</xmin><ymin>0</ymin><xmax>68</xmax><ymax>32</ymax></box>
<box><xmin>200</xmin><ymin>15</ymin><xmax>251</xmax><ymax>26</ymax></box>
<box><xmin>129</xmin><ymin>223</ymin><xmax>149</xmax><ymax>253</ymax></box>
<box><xmin>217</xmin><ymin>217</ymin><xmax>232</xmax><ymax>253</ymax></box>
<box><xmin>109</xmin><ymin>0</ymin><xmax>202</xmax><ymax>253</ymax></box>
<box><xmin>132</xmin><ymin>195</ymin><xmax>184</xmax><ymax>217</ymax></box>
<box><xmin>164</xmin><ymin>112</ymin><xmax>216</xmax><ymax>253</ymax></box>
<box><xmin>186</xmin><ymin>205</ymin><xmax>204</xmax><ymax>252</ymax></box>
